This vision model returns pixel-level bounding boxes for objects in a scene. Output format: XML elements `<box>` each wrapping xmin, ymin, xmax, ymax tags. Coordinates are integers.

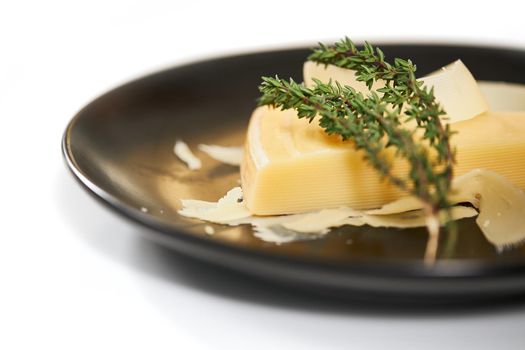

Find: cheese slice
<box><xmin>198</xmin><ymin>144</ymin><xmax>244</xmax><ymax>165</ymax></box>
<box><xmin>241</xmin><ymin>106</ymin><xmax>525</xmax><ymax>215</ymax></box>
<box><xmin>304</xmin><ymin>60</ymin><xmax>489</xmax><ymax>123</ymax></box>
<box><xmin>180</xmin><ymin>166</ymin><xmax>525</xmax><ymax>247</ymax></box>
<box><xmin>479</xmin><ymin>81</ymin><xmax>525</xmax><ymax>112</ymax></box>
<box><xmin>178</xmin><ymin>185</ymin><xmax>478</xmax><ymax>244</ymax></box>
<box><xmin>420</xmin><ymin>60</ymin><xmax>489</xmax><ymax>122</ymax></box>
<box><xmin>303</xmin><ymin>61</ymin><xmax>382</xmax><ymax>95</ymax></box>
<box><xmin>174</xmin><ymin>140</ymin><xmax>201</xmax><ymax>170</ymax></box>
<box><xmin>364</xmin><ymin>169</ymin><xmax>525</xmax><ymax>248</ymax></box>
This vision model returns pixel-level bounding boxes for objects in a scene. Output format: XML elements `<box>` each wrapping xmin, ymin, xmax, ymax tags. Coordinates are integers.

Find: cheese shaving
<box><xmin>173</xmin><ymin>140</ymin><xmax>202</xmax><ymax>170</ymax></box>
<box><xmin>479</xmin><ymin>81</ymin><xmax>525</xmax><ymax>112</ymax></box>
<box><xmin>303</xmin><ymin>59</ymin><xmax>488</xmax><ymax>124</ymax></box>
<box><xmin>419</xmin><ymin>60</ymin><xmax>489</xmax><ymax>123</ymax></box>
<box><xmin>365</xmin><ymin>169</ymin><xmax>525</xmax><ymax>248</ymax></box>
<box><xmin>282</xmin><ymin>208</ymin><xmax>361</xmax><ymax>233</ymax></box>
<box><xmin>198</xmin><ymin>144</ymin><xmax>244</xmax><ymax>166</ymax></box>
<box><xmin>355</xmin><ymin>206</ymin><xmax>478</xmax><ymax>229</ymax></box>
<box><xmin>457</xmin><ymin>170</ymin><xmax>525</xmax><ymax>247</ymax></box>
<box><xmin>179</xmin><ymin>187</ymin><xmax>250</xmax><ymax>222</ymax></box>
<box><xmin>178</xmin><ymin>169</ymin><xmax>523</xmax><ymax>246</ymax></box>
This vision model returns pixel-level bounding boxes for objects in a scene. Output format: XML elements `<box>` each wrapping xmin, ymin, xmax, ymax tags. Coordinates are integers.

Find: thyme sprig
<box><xmin>258</xmin><ymin>38</ymin><xmax>457</xmax><ymax>263</ymax></box>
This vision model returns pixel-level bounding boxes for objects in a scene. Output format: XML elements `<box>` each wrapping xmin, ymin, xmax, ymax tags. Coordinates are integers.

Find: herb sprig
<box><xmin>258</xmin><ymin>38</ymin><xmax>456</xmax><ymax>263</ymax></box>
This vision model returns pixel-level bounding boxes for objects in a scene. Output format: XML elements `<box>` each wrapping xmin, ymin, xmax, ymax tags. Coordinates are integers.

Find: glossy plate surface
<box><xmin>63</xmin><ymin>44</ymin><xmax>525</xmax><ymax>302</ymax></box>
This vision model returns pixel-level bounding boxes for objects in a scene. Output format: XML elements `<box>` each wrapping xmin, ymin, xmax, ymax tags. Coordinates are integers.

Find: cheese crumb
<box><xmin>204</xmin><ymin>225</ymin><xmax>215</xmax><ymax>235</ymax></box>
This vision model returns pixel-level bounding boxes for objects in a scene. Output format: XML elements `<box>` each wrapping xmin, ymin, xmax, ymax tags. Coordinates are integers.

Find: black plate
<box><xmin>62</xmin><ymin>44</ymin><xmax>525</xmax><ymax>302</ymax></box>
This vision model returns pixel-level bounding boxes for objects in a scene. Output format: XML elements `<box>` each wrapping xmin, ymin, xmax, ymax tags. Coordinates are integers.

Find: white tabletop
<box><xmin>2</xmin><ymin>1</ymin><xmax>525</xmax><ymax>349</ymax></box>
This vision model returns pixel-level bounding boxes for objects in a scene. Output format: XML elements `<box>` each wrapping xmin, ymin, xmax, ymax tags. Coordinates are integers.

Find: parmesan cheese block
<box><xmin>241</xmin><ymin>106</ymin><xmax>525</xmax><ymax>215</ymax></box>
<box><xmin>304</xmin><ymin>60</ymin><xmax>489</xmax><ymax>123</ymax></box>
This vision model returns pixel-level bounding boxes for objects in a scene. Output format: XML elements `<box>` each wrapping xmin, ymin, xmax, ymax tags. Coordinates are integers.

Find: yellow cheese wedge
<box><xmin>241</xmin><ymin>106</ymin><xmax>525</xmax><ymax>215</ymax></box>
<box><xmin>303</xmin><ymin>60</ymin><xmax>489</xmax><ymax>123</ymax></box>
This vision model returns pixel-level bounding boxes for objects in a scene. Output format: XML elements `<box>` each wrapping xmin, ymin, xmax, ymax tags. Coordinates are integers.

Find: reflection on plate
<box><xmin>63</xmin><ymin>44</ymin><xmax>525</xmax><ymax>302</ymax></box>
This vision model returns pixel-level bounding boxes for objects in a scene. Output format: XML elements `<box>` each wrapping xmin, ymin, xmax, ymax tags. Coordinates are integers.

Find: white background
<box><xmin>2</xmin><ymin>1</ymin><xmax>525</xmax><ymax>349</ymax></box>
